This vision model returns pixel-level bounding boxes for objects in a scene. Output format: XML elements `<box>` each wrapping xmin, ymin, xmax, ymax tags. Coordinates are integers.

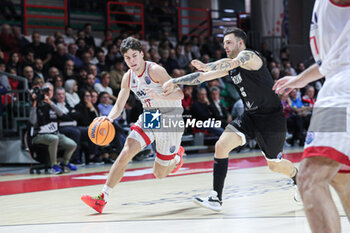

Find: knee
<box><xmin>297</xmin><ymin>164</ymin><xmax>316</xmax><ymax>195</ymax></box>
<box><xmin>117</xmin><ymin>148</ymin><xmax>133</xmax><ymax>165</ymax></box>
<box><xmin>215</xmin><ymin>140</ymin><xmax>228</xmax><ymax>156</ymax></box>
<box><xmin>268</xmin><ymin>161</ymin><xmax>279</xmax><ymax>173</ymax></box>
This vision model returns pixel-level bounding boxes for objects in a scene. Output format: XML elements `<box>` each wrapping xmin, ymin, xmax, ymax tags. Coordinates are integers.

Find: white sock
<box><xmin>174</xmin><ymin>155</ymin><xmax>181</xmax><ymax>164</ymax></box>
<box><xmin>102</xmin><ymin>185</ymin><xmax>112</xmax><ymax>202</ymax></box>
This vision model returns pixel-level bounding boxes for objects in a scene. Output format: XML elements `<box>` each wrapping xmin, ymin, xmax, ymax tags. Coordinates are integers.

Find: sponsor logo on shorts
<box><xmin>305</xmin><ymin>131</ymin><xmax>315</xmax><ymax>144</ymax></box>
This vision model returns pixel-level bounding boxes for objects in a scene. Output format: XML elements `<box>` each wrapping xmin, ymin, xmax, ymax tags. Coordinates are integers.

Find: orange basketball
<box><xmin>88</xmin><ymin>119</ymin><xmax>115</xmax><ymax>146</ymax></box>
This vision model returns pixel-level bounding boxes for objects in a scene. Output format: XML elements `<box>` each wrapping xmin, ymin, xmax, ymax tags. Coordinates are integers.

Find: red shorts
<box><xmin>303</xmin><ymin>146</ymin><xmax>350</xmax><ymax>173</ymax></box>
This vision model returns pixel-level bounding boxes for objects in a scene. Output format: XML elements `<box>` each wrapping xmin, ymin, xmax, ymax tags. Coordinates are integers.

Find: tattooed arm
<box><xmin>163</xmin><ymin>70</ymin><xmax>228</xmax><ymax>93</ymax></box>
<box><xmin>192</xmin><ymin>50</ymin><xmax>263</xmax><ymax>72</ymax></box>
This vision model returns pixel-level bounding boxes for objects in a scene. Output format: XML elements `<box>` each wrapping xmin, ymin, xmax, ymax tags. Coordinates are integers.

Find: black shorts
<box><xmin>229</xmin><ymin>111</ymin><xmax>287</xmax><ymax>159</ymax></box>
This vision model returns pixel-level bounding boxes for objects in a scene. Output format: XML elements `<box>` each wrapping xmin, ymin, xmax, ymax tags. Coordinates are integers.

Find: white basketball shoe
<box><xmin>193</xmin><ymin>190</ymin><xmax>223</xmax><ymax>212</ymax></box>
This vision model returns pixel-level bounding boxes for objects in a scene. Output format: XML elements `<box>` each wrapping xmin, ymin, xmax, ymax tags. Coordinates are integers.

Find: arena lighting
<box><xmin>221</xmin><ymin>17</ymin><xmax>235</xmax><ymax>21</ymax></box>
<box><xmin>239</xmin><ymin>14</ymin><xmax>248</xmax><ymax>18</ymax></box>
<box><xmin>224</xmin><ymin>9</ymin><xmax>235</xmax><ymax>13</ymax></box>
<box><xmin>216</xmin><ymin>34</ymin><xmax>224</xmax><ymax>37</ymax></box>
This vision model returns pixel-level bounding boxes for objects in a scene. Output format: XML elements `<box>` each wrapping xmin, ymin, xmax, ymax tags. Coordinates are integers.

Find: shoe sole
<box><xmin>171</xmin><ymin>146</ymin><xmax>185</xmax><ymax>174</ymax></box>
<box><xmin>193</xmin><ymin>198</ymin><xmax>222</xmax><ymax>212</ymax></box>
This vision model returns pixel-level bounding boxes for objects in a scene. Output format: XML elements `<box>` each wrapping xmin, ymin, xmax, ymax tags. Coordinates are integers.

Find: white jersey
<box><xmin>128</xmin><ymin>61</ymin><xmax>182</xmax><ymax>109</ymax></box>
<box><xmin>310</xmin><ymin>0</ymin><xmax>350</xmax><ymax>77</ymax></box>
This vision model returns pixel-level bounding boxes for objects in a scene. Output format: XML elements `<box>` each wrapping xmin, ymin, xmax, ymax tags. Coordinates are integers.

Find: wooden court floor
<box><xmin>0</xmin><ymin>149</ymin><xmax>349</xmax><ymax>233</ymax></box>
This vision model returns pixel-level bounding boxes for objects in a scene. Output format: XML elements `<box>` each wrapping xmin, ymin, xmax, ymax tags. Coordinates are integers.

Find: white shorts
<box><xmin>128</xmin><ymin>109</ymin><xmax>184</xmax><ymax>166</ymax></box>
<box><xmin>303</xmin><ymin>70</ymin><xmax>350</xmax><ymax>171</ymax></box>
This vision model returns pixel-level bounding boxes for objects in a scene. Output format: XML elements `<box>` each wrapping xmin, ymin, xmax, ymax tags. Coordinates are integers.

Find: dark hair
<box><xmin>120</xmin><ymin>37</ymin><xmax>142</xmax><ymax>54</ymax></box>
<box><xmin>223</xmin><ymin>27</ymin><xmax>247</xmax><ymax>45</ymax></box>
<box><xmin>98</xmin><ymin>91</ymin><xmax>110</xmax><ymax>100</ymax></box>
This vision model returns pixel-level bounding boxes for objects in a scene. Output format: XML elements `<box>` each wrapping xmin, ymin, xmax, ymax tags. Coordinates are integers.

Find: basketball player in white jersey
<box><xmin>81</xmin><ymin>37</ymin><xmax>185</xmax><ymax>214</ymax></box>
<box><xmin>273</xmin><ymin>1</ymin><xmax>350</xmax><ymax>232</ymax></box>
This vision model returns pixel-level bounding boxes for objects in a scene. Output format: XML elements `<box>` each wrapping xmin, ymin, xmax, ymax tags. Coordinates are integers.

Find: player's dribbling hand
<box><xmin>272</xmin><ymin>75</ymin><xmax>304</xmax><ymax>95</ymax></box>
<box><xmin>94</xmin><ymin>116</ymin><xmax>113</xmax><ymax>123</ymax></box>
<box><xmin>191</xmin><ymin>59</ymin><xmax>209</xmax><ymax>72</ymax></box>
<box><xmin>162</xmin><ymin>79</ymin><xmax>176</xmax><ymax>95</ymax></box>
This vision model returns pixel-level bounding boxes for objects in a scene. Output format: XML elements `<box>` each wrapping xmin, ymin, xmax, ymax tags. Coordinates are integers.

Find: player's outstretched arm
<box><xmin>162</xmin><ymin>69</ymin><xmax>228</xmax><ymax>94</ymax></box>
<box><xmin>107</xmin><ymin>72</ymin><xmax>130</xmax><ymax>120</ymax></box>
<box><xmin>273</xmin><ymin>63</ymin><xmax>324</xmax><ymax>94</ymax></box>
<box><xmin>192</xmin><ymin>50</ymin><xmax>263</xmax><ymax>72</ymax></box>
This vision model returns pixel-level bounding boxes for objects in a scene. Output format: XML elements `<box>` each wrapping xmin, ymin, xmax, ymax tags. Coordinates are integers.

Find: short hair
<box><xmin>223</xmin><ymin>27</ymin><xmax>247</xmax><ymax>45</ymax></box>
<box><xmin>120</xmin><ymin>37</ymin><xmax>142</xmax><ymax>54</ymax></box>
<box><xmin>210</xmin><ymin>86</ymin><xmax>220</xmax><ymax>93</ymax></box>
<box><xmin>55</xmin><ymin>86</ymin><xmax>65</xmax><ymax>93</ymax></box>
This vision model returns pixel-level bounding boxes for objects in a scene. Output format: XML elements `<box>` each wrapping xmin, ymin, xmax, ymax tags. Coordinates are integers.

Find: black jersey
<box><xmin>228</xmin><ymin>49</ymin><xmax>282</xmax><ymax>115</ymax></box>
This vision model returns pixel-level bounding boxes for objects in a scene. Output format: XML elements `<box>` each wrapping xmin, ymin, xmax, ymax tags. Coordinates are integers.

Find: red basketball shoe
<box><xmin>172</xmin><ymin>146</ymin><xmax>185</xmax><ymax>174</ymax></box>
<box><xmin>81</xmin><ymin>193</ymin><xmax>107</xmax><ymax>214</ymax></box>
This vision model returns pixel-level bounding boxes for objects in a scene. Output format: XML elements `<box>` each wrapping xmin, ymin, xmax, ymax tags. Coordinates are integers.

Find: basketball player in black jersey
<box><xmin>163</xmin><ymin>27</ymin><xmax>298</xmax><ymax>211</ymax></box>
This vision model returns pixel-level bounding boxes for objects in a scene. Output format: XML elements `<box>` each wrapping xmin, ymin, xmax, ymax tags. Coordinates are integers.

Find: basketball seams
<box><xmin>100</xmin><ymin>120</ymin><xmax>110</xmax><ymax>146</ymax></box>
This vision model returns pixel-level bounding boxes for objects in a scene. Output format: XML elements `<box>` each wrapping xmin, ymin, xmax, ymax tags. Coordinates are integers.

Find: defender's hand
<box><xmin>191</xmin><ymin>59</ymin><xmax>209</xmax><ymax>72</ymax></box>
<box><xmin>162</xmin><ymin>79</ymin><xmax>176</xmax><ymax>94</ymax></box>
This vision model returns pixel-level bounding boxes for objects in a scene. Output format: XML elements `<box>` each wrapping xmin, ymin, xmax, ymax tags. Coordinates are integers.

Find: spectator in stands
<box><xmin>289</xmin><ymin>89</ymin><xmax>307</xmax><ymax>145</ymax></box>
<box><xmin>46</xmin><ymin>67</ymin><xmax>60</xmax><ymax>83</ymax></box>
<box><xmin>45</xmin><ymin>36</ymin><xmax>56</xmax><ymax>53</ymax></box>
<box><xmin>76</xmin><ymin>38</ymin><xmax>87</xmax><ymax>59</ymax></box>
<box><xmin>302</xmin><ymin>85</ymin><xmax>316</xmax><ymax>129</ymax></box>
<box><xmin>88</xmin><ymin>47</ymin><xmax>98</xmax><ymax>65</ymax></box>
<box><xmin>184</xmin><ymin>42</ymin><xmax>194</xmax><ymax>64</ymax></box>
<box><xmin>271</xmin><ymin>67</ymin><xmax>281</xmax><ymax>81</ymax></box>
<box><xmin>89</xmin><ymin>64</ymin><xmax>100</xmax><ymax>81</ymax></box>
<box><xmin>76</xmin><ymin>67</ymin><xmax>88</xmax><ymax>88</ymax></box>
<box><xmin>94</xmin><ymin>72</ymin><xmax>116</xmax><ymax>102</ymax></box>
<box><xmin>54</xmin><ymin>86</ymin><xmax>95</xmax><ymax>165</ymax></box>
<box><xmin>83</xmin><ymin>23</ymin><xmax>95</xmax><ymax>48</ymax></box>
<box><xmin>96</xmin><ymin>50</ymin><xmax>109</xmax><ymax>72</ymax></box>
<box><xmin>53</xmin><ymin>75</ymin><xmax>64</xmax><ymax>88</ymax></box>
<box><xmin>0</xmin><ymin>60</ymin><xmax>11</xmax><ymax>91</ymax></box>
<box><xmin>66</xmin><ymin>43</ymin><xmax>83</xmax><ymax>68</ymax></box>
<box><xmin>283</xmin><ymin>60</ymin><xmax>297</xmax><ymax>76</ymax></box>
<box><xmin>175</xmin><ymin>44</ymin><xmax>189</xmax><ymax>69</ymax></box>
<box><xmin>20</xmin><ymin>66</ymin><xmax>34</xmax><ymax>89</ymax></box>
<box><xmin>280</xmin><ymin>92</ymin><xmax>304</xmax><ymax>147</ymax></box>
<box><xmin>6</xmin><ymin>52</ymin><xmax>21</xmax><ymax>75</ymax></box>
<box><xmin>81</xmin><ymin>51</ymin><xmax>93</xmax><ymax>71</ymax></box>
<box><xmin>182</xmin><ymin>85</ymin><xmax>193</xmax><ymax>114</ymax></box>
<box><xmin>23</xmin><ymin>32</ymin><xmax>52</xmax><ymax>66</ymax></box>
<box><xmin>296</xmin><ymin>61</ymin><xmax>306</xmax><ymax>74</ymax></box>
<box><xmin>75</xmin><ymin>90</ymin><xmax>101</xmax><ymax>164</ymax></box>
<box><xmin>191</xmin><ymin>88</ymin><xmax>224</xmax><ymax>136</ymax></box>
<box><xmin>63</xmin><ymin>26</ymin><xmax>76</xmax><ymax>45</ymax></box>
<box><xmin>91</xmin><ymin>89</ymin><xmax>99</xmax><ymax>108</ymax></box>
<box><xmin>51</xmin><ymin>44</ymin><xmax>68</xmax><ymax>71</ymax></box>
<box><xmin>80</xmin><ymin>73</ymin><xmax>95</xmax><ymax>93</ymax></box>
<box><xmin>105</xmin><ymin>44</ymin><xmax>120</xmax><ymax>67</ymax></box>
<box><xmin>20</xmin><ymin>49</ymin><xmax>35</xmax><ymax>70</ymax></box>
<box><xmin>12</xmin><ymin>26</ymin><xmax>29</xmax><ymax>51</ymax></box>
<box><xmin>63</xmin><ymin>60</ymin><xmax>75</xmax><ymax>80</ymax></box>
<box><xmin>29</xmin><ymin>82</ymin><xmax>77</xmax><ymax>174</ymax></box>
<box><xmin>32</xmin><ymin>77</ymin><xmax>44</xmax><ymax>88</ymax></box>
<box><xmin>0</xmin><ymin>24</ymin><xmax>19</xmax><ymax>53</ymax></box>
<box><xmin>209</xmin><ymin>86</ymin><xmax>231</xmax><ymax>127</ymax></box>
<box><xmin>190</xmin><ymin>36</ymin><xmax>201</xmax><ymax>59</ymax></box>
<box><xmin>109</xmin><ymin>58</ymin><xmax>125</xmax><ymax>95</ymax></box>
<box><xmin>65</xmin><ymin>79</ymin><xmax>80</xmax><ymax>108</ymax></box>
<box><xmin>33</xmin><ymin>58</ymin><xmax>44</xmax><ymax>80</ymax></box>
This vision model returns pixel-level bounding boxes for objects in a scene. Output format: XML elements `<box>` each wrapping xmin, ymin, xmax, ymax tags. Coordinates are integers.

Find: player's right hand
<box><xmin>191</xmin><ymin>59</ymin><xmax>209</xmax><ymax>72</ymax></box>
<box><xmin>94</xmin><ymin>116</ymin><xmax>113</xmax><ymax>123</ymax></box>
<box><xmin>273</xmin><ymin>75</ymin><xmax>304</xmax><ymax>95</ymax></box>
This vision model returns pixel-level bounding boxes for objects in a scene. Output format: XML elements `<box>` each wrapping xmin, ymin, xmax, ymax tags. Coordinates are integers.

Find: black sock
<box><xmin>213</xmin><ymin>157</ymin><xmax>228</xmax><ymax>201</ymax></box>
<box><xmin>291</xmin><ymin>167</ymin><xmax>298</xmax><ymax>185</ymax></box>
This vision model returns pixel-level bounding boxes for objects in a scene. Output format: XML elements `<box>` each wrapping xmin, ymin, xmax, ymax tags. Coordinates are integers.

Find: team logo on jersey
<box><xmin>143</xmin><ymin>110</ymin><xmax>161</xmax><ymax>129</ymax></box>
<box><xmin>305</xmin><ymin>131</ymin><xmax>315</xmax><ymax>144</ymax></box>
<box><xmin>170</xmin><ymin>145</ymin><xmax>176</xmax><ymax>153</ymax></box>
<box><xmin>232</xmin><ymin>73</ymin><xmax>242</xmax><ymax>84</ymax></box>
<box><xmin>145</xmin><ymin>76</ymin><xmax>151</xmax><ymax>85</ymax></box>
